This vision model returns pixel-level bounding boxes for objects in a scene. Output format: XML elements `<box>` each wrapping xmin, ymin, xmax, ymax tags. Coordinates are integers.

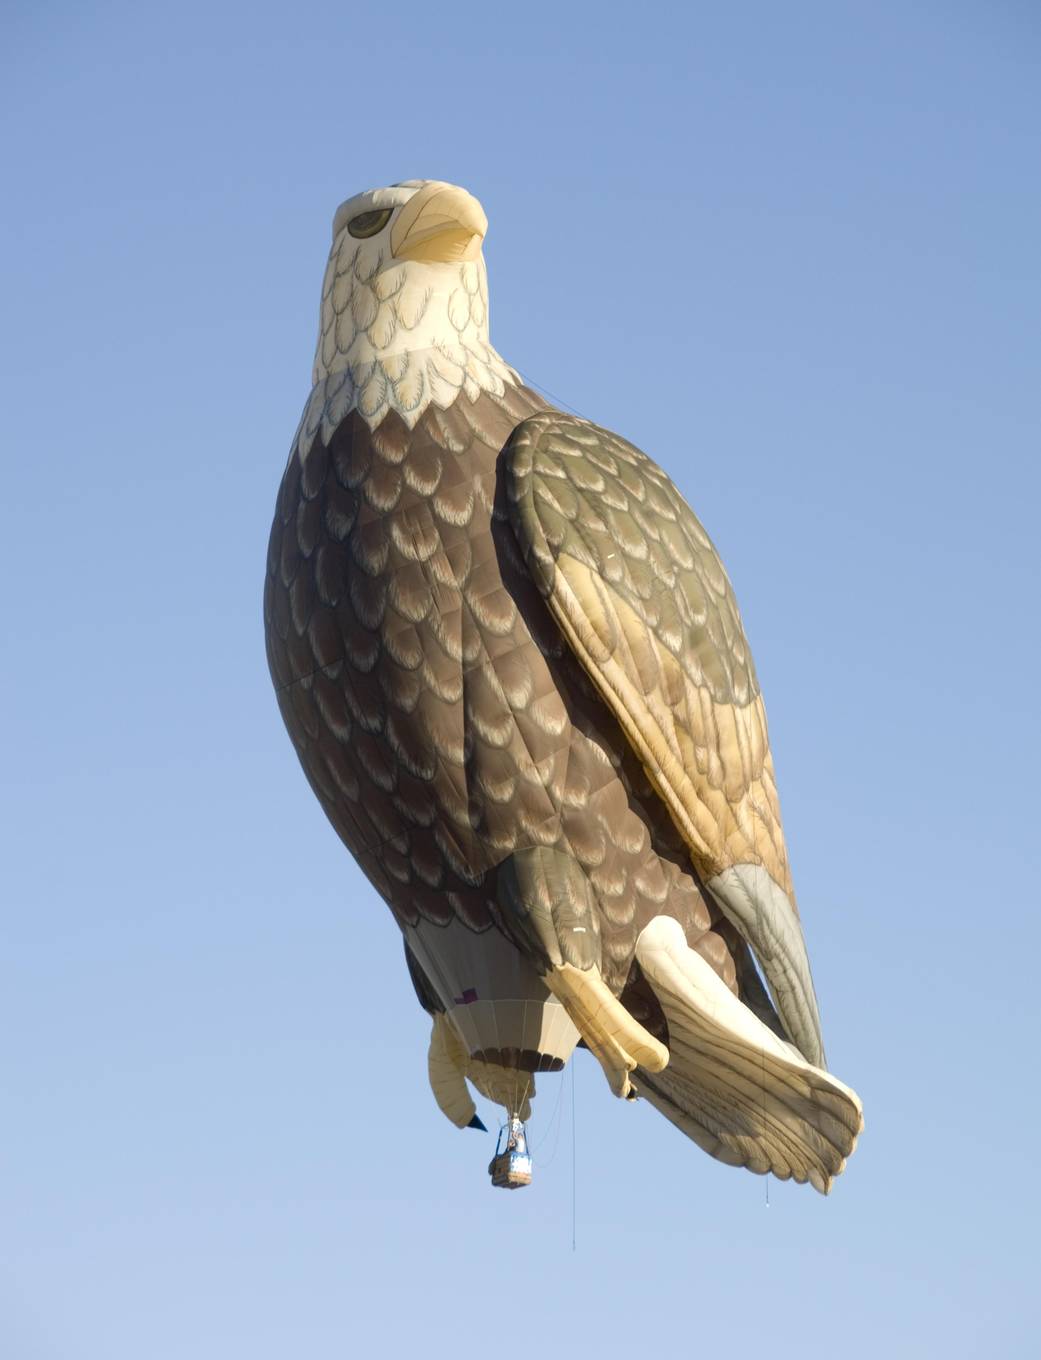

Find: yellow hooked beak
<box><xmin>390</xmin><ymin>182</ymin><xmax>487</xmax><ymax>263</ymax></box>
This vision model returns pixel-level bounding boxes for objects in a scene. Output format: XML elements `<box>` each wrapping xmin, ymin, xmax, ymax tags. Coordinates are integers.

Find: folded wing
<box><xmin>504</xmin><ymin>411</ymin><xmax>824</xmax><ymax>1065</ymax></box>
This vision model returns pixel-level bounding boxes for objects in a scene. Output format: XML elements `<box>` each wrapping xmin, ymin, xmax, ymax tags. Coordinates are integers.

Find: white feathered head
<box><xmin>310</xmin><ymin>180</ymin><xmax>517</xmax><ymax>429</ymax></box>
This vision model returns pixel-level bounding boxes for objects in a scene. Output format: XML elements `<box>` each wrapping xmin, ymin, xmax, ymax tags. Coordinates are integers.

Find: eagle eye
<box><xmin>347</xmin><ymin>208</ymin><xmax>392</xmax><ymax>239</ymax></box>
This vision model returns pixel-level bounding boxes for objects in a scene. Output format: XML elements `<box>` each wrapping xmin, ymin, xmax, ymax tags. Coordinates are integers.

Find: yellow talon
<box><xmin>546</xmin><ymin>963</ymin><xmax>669</xmax><ymax>1097</ymax></box>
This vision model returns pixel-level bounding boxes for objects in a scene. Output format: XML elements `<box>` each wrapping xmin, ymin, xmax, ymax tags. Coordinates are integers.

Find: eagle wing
<box><xmin>505</xmin><ymin>410</ymin><xmax>824</xmax><ymax>1065</ymax></box>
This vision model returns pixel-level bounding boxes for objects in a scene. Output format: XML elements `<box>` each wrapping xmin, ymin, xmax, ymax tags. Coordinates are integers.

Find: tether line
<box><xmin>571</xmin><ymin>1061</ymin><xmax>577</xmax><ymax>1252</ymax></box>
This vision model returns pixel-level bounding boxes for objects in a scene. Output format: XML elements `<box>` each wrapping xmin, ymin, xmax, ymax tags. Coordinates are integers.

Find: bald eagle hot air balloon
<box><xmin>264</xmin><ymin>180</ymin><xmax>863</xmax><ymax>1193</ymax></box>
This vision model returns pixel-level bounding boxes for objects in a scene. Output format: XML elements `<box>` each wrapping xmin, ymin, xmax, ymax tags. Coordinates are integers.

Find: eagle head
<box><xmin>333</xmin><ymin>178</ymin><xmax>487</xmax><ymax>269</ymax></box>
<box><xmin>310</xmin><ymin>180</ymin><xmax>517</xmax><ymax>429</ymax></box>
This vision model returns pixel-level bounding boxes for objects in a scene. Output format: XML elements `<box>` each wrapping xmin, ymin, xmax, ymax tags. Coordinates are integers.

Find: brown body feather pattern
<box><xmin>264</xmin><ymin>385</ymin><xmax>751</xmax><ymax>1006</ymax></box>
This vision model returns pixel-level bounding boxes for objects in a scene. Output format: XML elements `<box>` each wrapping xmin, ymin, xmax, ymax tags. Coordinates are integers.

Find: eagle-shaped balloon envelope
<box><xmin>265</xmin><ymin>180</ymin><xmax>863</xmax><ymax>1192</ymax></box>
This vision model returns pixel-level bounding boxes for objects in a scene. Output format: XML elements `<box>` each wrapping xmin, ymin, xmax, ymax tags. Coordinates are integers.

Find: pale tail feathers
<box><xmin>634</xmin><ymin>918</ymin><xmax>862</xmax><ymax>1194</ymax></box>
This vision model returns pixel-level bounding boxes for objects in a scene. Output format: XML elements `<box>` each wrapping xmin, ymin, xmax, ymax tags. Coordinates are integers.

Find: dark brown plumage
<box><xmin>265</xmin><ymin>386</ymin><xmax>740</xmax><ymax>999</ymax></box>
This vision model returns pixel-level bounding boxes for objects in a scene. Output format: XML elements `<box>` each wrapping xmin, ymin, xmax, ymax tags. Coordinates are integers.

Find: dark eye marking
<box><xmin>347</xmin><ymin>208</ymin><xmax>393</xmax><ymax>239</ymax></box>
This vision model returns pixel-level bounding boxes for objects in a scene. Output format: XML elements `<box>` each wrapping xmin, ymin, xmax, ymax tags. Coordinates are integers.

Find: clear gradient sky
<box><xmin>3</xmin><ymin>3</ymin><xmax>1039</xmax><ymax>1357</ymax></box>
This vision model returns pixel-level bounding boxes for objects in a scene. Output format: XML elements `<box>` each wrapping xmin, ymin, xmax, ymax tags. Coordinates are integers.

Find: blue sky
<box><xmin>3</xmin><ymin>3</ymin><xmax>1039</xmax><ymax>1356</ymax></box>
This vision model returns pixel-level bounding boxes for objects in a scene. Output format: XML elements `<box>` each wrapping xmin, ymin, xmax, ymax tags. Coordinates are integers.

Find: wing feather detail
<box><xmin>505</xmin><ymin>411</ymin><xmax>824</xmax><ymax>1064</ymax></box>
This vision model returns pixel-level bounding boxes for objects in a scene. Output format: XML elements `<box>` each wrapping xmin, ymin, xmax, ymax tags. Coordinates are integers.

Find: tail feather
<box><xmin>634</xmin><ymin>917</ymin><xmax>862</xmax><ymax>1194</ymax></box>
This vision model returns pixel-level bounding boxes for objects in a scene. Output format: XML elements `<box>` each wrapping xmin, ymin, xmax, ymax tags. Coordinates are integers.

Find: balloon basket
<box><xmin>489</xmin><ymin>1116</ymin><xmax>532</xmax><ymax>1190</ymax></box>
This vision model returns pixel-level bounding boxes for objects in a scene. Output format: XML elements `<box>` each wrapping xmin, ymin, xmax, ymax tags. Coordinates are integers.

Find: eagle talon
<box><xmin>545</xmin><ymin>962</ymin><xmax>669</xmax><ymax>1099</ymax></box>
